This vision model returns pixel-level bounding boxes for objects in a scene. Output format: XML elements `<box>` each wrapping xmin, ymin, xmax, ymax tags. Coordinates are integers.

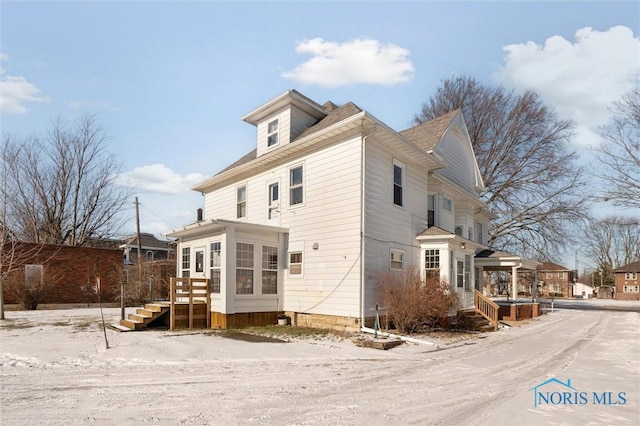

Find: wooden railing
<box><xmin>169</xmin><ymin>277</ymin><xmax>211</xmax><ymax>330</ymax></box>
<box><xmin>474</xmin><ymin>289</ymin><xmax>499</xmax><ymax>331</ymax></box>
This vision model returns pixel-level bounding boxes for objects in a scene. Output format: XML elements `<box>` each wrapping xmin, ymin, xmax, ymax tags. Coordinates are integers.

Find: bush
<box><xmin>4</xmin><ymin>268</ymin><xmax>61</xmax><ymax>310</ymax></box>
<box><xmin>377</xmin><ymin>269</ymin><xmax>460</xmax><ymax>334</ymax></box>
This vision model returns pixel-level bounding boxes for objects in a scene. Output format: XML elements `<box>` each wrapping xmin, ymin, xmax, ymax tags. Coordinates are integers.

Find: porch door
<box><xmin>193</xmin><ymin>247</ymin><xmax>206</xmax><ymax>279</ymax></box>
<box><xmin>267</xmin><ymin>182</ymin><xmax>280</xmax><ymax>226</ymax></box>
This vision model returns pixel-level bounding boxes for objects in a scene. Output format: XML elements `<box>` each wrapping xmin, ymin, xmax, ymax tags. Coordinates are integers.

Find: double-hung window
<box><xmin>267</xmin><ymin>119</ymin><xmax>279</xmax><ymax>147</ymax></box>
<box><xmin>393</xmin><ymin>160</ymin><xmax>404</xmax><ymax>207</ymax></box>
<box><xmin>390</xmin><ymin>249</ymin><xmax>405</xmax><ymax>270</ymax></box>
<box><xmin>427</xmin><ymin>194</ymin><xmax>436</xmax><ymax>227</ymax></box>
<box><xmin>625</xmin><ymin>272</ymin><xmax>638</xmax><ymax>280</ymax></box>
<box><xmin>262</xmin><ymin>246</ymin><xmax>278</xmax><ymax>294</ymax></box>
<box><xmin>464</xmin><ymin>255</ymin><xmax>471</xmax><ymax>291</ymax></box>
<box><xmin>237</xmin><ymin>185</ymin><xmax>247</xmax><ymax>219</ymax></box>
<box><xmin>425</xmin><ymin>249</ymin><xmax>440</xmax><ymax>281</ymax></box>
<box><xmin>289</xmin><ymin>165</ymin><xmax>303</xmax><ymax>206</ymax></box>
<box><xmin>236</xmin><ymin>242</ymin><xmax>254</xmax><ymax>294</ymax></box>
<box><xmin>457</xmin><ymin>260</ymin><xmax>464</xmax><ymax>288</ymax></box>
<box><xmin>289</xmin><ymin>252</ymin><xmax>303</xmax><ymax>276</ymax></box>
<box><xmin>181</xmin><ymin>247</ymin><xmax>190</xmax><ymax>278</ymax></box>
<box><xmin>210</xmin><ymin>242</ymin><xmax>221</xmax><ymax>293</ymax></box>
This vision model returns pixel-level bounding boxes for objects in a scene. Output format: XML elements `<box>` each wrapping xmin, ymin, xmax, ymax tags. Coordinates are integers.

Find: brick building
<box><xmin>536</xmin><ymin>262</ymin><xmax>576</xmax><ymax>298</ymax></box>
<box><xmin>613</xmin><ymin>261</ymin><xmax>640</xmax><ymax>301</ymax></box>
<box><xmin>2</xmin><ymin>242</ymin><xmax>123</xmax><ymax>307</ymax></box>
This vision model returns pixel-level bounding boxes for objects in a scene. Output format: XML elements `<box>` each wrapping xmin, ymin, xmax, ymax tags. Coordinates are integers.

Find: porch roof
<box><xmin>415</xmin><ymin>226</ymin><xmax>486</xmax><ymax>251</ymax></box>
<box><xmin>165</xmin><ymin>219</ymin><xmax>288</xmax><ymax>240</ymax></box>
<box><xmin>474</xmin><ymin>249</ymin><xmax>541</xmax><ymax>271</ymax></box>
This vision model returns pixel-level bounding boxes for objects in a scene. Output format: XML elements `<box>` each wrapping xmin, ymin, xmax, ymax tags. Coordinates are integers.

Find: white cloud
<box><xmin>495</xmin><ymin>26</ymin><xmax>640</xmax><ymax>144</ymax></box>
<box><xmin>0</xmin><ymin>54</ymin><xmax>49</xmax><ymax>114</ymax></box>
<box><xmin>118</xmin><ymin>164</ymin><xmax>205</xmax><ymax>195</ymax></box>
<box><xmin>282</xmin><ymin>37</ymin><xmax>414</xmax><ymax>87</ymax></box>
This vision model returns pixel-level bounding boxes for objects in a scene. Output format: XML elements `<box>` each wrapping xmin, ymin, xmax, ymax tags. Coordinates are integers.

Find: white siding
<box><xmin>435</xmin><ymin>129</ymin><xmax>478</xmax><ymax>196</ymax></box>
<box><xmin>290</xmin><ymin>106</ymin><xmax>321</xmax><ymax>141</ymax></box>
<box><xmin>204</xmin><ymin>135</ymin><xmax>364</xmax><ymax>318</ymax></box>
<box><xmin>256</xmin><ymin>109</ymin><xmax>291</xmax><ymax>157</ymax></box>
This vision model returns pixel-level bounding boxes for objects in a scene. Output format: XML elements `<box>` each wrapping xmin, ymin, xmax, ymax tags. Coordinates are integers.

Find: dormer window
<box><xmin>267</xmin><ymin>119</ymin><xmax>279</xmax><ymax>147</ymax></box>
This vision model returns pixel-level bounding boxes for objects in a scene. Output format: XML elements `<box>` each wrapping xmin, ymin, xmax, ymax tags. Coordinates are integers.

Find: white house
<box><xmin>572</xmin><ymin>282</ymin><xmax>595</xmax><ymax>299</ymax></box>
<box><xmin>167</xmin><ymin>90</ymin><xmax>537</xmax><ymax>330</ymax></box>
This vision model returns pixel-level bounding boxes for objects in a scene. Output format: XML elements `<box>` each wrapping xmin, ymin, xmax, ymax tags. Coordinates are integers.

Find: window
<box><xmin>558</xmin><ymin>272</ymin><xmax>564</xmax><ymax>279</ymax></box>
<box><xmin>623</xmin><ymin>285</ymin><xmax>639</xmax><ymax>293</ymax></box>
<box><xmin>425</xmin><ymin>249</ymin><xmax>440</xmax><ymax>280</ymax></box>
<box><xmin>24</xmin><ymin>265</ymin><xmax>43</xmax><ymax>287</ymax></box>
<box><xmin>195</xmin><ymin>249</ymin><xmax>204</xmax><ymax>273</ymax></box>
<box><xmin>464</xmin><ymin>255</ymin><xmax>471</xmax><ymax>291</ymax></box>
<box><xmin>268</xmin><ymin>182</ymin><xmax>279</xmax><ymax>219</ymax></box>
<box><xmin>267</xmin><ymin>119</ymin><xmax>279</xmax><ymax>147</ymax></box>
<box><xmin>457</xmin><ymin>260</ymin><xmax>464</xmax><ymax>288</ymax></box>
<box><xmin>390</xmin><ymin>249</ymin><xmax>405</xmax><ymax>270</ymax></box>
<box><xmin>262</xmin><ymin>246</ymin><xmax>278</xmax><ymax>294</ymax></box>
<box><xmin>236</xmin><ymin>242</ymin><xmax>254</xmax><ymax>294</ymax></box>
<box><xmin>237</xmin><ymin>185</ymin><xmax>247</xmax><ymax>219</ymax></box>
<box><xmin>393</xmin><ymin>161</ymin><xmax>404</xmax><ymax>207</ymax></box>
<box><xmin>546</xmin><ymin>272</ymin><xmax>553</xmax><ymax>279</ymax></box>
<box><xmin>477</xmin><ymin>222</ymin><xmax>483</xmax><ymax>245</ymax></box>
<box><xmin>289</xmin><ymin>165</ymin><xmax>304</xmax><ymax>206</ymax></box>
<box><xmin>210</xmin><ymin>242</ymin><xmax>221</xmax><ymax>293</ymax></box>
<box><xmin>443</xmin><ymin>197</ymin><xmax>453</xmax><ymax>212</ymax></box>
<box><xmin>625</xmin><ymin>272</ymin><xmax>638</xmax><ymax>280</ymax></box>
<box><xmin>289</xmin><ymin>251</ymin><xmax>303</xmax><ymax>276</ymax></box>
<box><xmin>454</xmin><ymin>226</ymin><xmax>463</xmax><ymax>236</ymax></box>
<box><xmin>427</xmin><ymin>194</ymin><xmax>436</xmax><ymax>227</ymax></box>
<box><xmin>181</xmin><ymin>247</ymin><xmax>190</xmax><ymax>278</ymax></box>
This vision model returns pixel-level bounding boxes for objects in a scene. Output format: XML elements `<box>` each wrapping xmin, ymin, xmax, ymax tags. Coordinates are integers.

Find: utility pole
<box><xmin>135</xmin><ymin>197</ymin><xmax>143</xmax><ymax>284</ymax></box>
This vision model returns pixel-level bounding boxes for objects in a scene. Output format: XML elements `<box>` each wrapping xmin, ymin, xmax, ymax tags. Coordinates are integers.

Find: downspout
<box><xmin>360</xmin><ymin>122</ymin><xmax>376</xmax><ymax>329</ymax></box>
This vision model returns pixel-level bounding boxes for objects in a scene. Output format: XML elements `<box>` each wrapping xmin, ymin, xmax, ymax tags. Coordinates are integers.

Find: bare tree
<box><xmin>415</xmin><ymin>76</ymin><xmax>587</xmax><ymax>257</ymax></box>
<box><xmin>594</xmin><ymin>86</ymin><xmax>640</xmax><ymax>208</ymax></box>
<box><xmin>4</xmin><ymin>115</ymin><xmax>130</xmax><ymax>246</ymax></box>
<box><xmin>581</xmin><ymin>215</ymin><xmax>640</xmax><ymax>285</ymax></box>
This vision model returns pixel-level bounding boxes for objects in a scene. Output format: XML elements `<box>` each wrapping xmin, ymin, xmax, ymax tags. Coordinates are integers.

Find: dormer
<box><xmin>241</xmin><ymin>90</ymin><xmax>327</xmax><ymax>157</ymax></box>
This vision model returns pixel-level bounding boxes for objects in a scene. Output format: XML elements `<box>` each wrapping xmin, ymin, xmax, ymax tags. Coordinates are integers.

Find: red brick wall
<box><xmin>614</xmin><ymin>273</ymin><xmax>640</xmax><ymax>301</ymax></box>
<box><xmin>2</xmin><ymin>243</ymin><xmax>123</xmax><ymax>305</ymax></box>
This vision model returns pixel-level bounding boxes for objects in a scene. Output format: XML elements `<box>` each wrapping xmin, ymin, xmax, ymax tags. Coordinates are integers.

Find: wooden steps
<box><xmin>117</xmin><ymin>303</ymin><xmax>170</xmax><ymax>331</ymax></box>
<box><xmin>456</xmin><ymin>309</ymin><xmax>495</xmax><ymax>332</ymax></box>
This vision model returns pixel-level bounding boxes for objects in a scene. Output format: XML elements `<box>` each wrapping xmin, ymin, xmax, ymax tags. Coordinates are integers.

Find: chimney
<box><xmin>197</xmin><ymin>208</ymin><xmax>203</xmax><ymax>221</ymax></box>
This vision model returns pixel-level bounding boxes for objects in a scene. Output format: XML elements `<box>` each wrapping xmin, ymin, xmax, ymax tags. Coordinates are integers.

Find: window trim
<box><xmin>442</xmin><ymin>196</ymin><xmax>453</xmax><ymax>212</ymax></box>
<box><xmin>390</xmin><ymin>249</ymin><xmax>405</xmax><ymax>271</ymax></box>
<box><xmin>236</xmin><ymin>184</ymin><xmax>247</xmax><ymax>219</ymax></box>
<box><xmin>210</xmin><ymin>241</ymin><xmax>222</xmax><ymax>294</ymax></box>
<box><xmin>261</xmin><ymin>245</ymin><xmax>278</xmax><ymax>294</ymax></box>
<box><xmin>181</xmin><ymin>247</ymin><xmax>191</xmax><ymax>278</ymax></box>
<box><xmin>289</xmin><ymin>164</ymin><xmax>304</xmax><ymax>207</ymax></box>
<box><xmin>289</xmin><ymin>251</ymin><xmax>303</xmax><ymax>277</ymax></box>
<box><xmin>235</xmin><ymin>242</ymin><xmax>254</xmax><ymax>295</ymax></box>
<box><xmin>424</xmin><ymin>249</ymin><xmax>440</xmax><ymax>281</ymax></box>
<box><xmin>267</xmin><ymin>118</ymin><xmax>279</xmax><ymax>147</ymax></box>
<box><xmin>393</xmin><ymin>159</ymin><xmax>405</xmax><ymax>207</ymax></box>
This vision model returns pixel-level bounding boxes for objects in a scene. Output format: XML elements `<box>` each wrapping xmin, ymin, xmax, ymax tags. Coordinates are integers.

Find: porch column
<box><xmin>511</xmin><ymin>264</ymin><xmax>520</xmax><ymax>303</ymax></box>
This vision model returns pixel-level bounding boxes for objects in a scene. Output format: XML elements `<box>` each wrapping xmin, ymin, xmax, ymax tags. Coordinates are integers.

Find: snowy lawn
<box><xmin>1</xmin><ymin>305</ymin><xmax>638</xmax><ymax>425</ymax></box>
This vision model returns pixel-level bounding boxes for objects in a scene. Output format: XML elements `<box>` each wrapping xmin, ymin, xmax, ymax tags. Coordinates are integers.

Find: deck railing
<box><xmin>474</xmin><ymin>289</ymin><xmax>499</xmax><ymax>331</ymax></box>
<box><xmin>169</xmin><ymin>277</ymin><xmax>211</xmax><ymax>330</ymax></box>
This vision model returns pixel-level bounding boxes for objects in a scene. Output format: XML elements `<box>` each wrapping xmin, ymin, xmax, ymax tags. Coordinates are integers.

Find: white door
<box><xmin>267</xmin><ymin>181</ymin><xmax>280</xmax><ymax>226</ymax></box>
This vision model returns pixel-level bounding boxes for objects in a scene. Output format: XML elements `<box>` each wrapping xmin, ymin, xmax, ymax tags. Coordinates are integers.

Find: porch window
<box><xmin>267</xmin><ymin>119</ymin><xmax>279</xmax><ymax>147</ymax></box>
<box><xmin>393</xmin><ymin>160</ymin><xmax>404</xmax><ymax>207</ymax></box>
<box><xmin>181</xmin><ymin>247</ymin><xmax>190</xmax><ymax>278</ymax></box>
<box><xmin>424</xmin><ymin>249</ymin><xmax>440</xmax><ymax>280</ymax></box>
<box><xmin>289</xmin><ymin>251</ymin><xmax>303</xmax><ymax>276</ymax></box>
<box><xmin>390</xmin><ymin>249</ymin><xmax>405</xmax><ymax>270</ymax></box>
<box><xmin>236</xmin><ymin>242</ymin><xmax>254</xmax><ymax>294</ymax></box>
<box><xmin>262</xmin><ymin>246</ymin><xmax>278</xmax><ymax>294</ymax></box>
<box><xmin>464</xmin><ymin>255</ymin><xmax>471</xmax><ymax>291</ymax></box>
<box><xmin>289</xmin><ymin>165</ymin><xmax>304</xmax><ymax>206</ymax></box>
<box><xmin>210</xmin><ymin>242</ymin><xmax>221</xmax><ymax>293</ymax></box>
<box><xmin>457</xmin><ymin>260</ymin><xmax>464</xmax><ymax>288</ymax></box>
<box><xmin>237</xmin><ymin>185</ymin><xmax>247</xmax><ymax>219</ymax></box>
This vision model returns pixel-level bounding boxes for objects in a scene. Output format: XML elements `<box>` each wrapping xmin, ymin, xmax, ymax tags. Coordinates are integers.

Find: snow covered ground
<box><xmin>1</xmin><ymin>304</ymin><xmax>639</xmax><ymax>425</ymax></box>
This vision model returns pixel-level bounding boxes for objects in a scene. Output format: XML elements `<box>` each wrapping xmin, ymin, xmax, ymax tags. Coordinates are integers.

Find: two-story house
<box><xmin>536</xmin><ymin>262</ymin><xmax>576</xmax><ymax>298</ymax></box>
<box><xmin>167</xmin><ymin>90</ymin><xmax>538</xmax><ymax>330</ymax></box>
<box><xmin>613</xmin><ymin>261</ymin><xmax>640</xmax><ymax>301</ymax></box>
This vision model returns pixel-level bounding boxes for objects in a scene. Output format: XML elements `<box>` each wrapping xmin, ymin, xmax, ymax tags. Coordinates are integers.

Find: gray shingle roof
<box><xmin>399</xmin><ymin>109</ymin><xmax>459</xmax><ymax>151</ymax></box>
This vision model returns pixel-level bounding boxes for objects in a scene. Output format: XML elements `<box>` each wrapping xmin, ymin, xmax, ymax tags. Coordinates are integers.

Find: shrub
<box><xmin>4</xmin><ymin>268</ymin><xmax>61</xmax><ymax>310</ymax></box>
<box><xmin>377</xmin><ymin>268</ymin><xmax>460</xmax><ymax>334</ymax></box>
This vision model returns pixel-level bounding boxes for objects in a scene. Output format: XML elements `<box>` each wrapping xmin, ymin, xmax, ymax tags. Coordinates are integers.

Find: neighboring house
<box><xmin>572</xmin><ymin>282</ymin><xmax>594</xmax><ymax>299</ymax></box>
<box><xmin>613</xmin><ymin>261</ymin><xmax>640</xmax><ymax>301</ymax></box>
<box><xmin>1</xmin><ymin>242</ymin><xmax>122</xmax><ymax>306</ymax></box>
<box><xmin>167</xmin><ymin>90</ymin><xmax>538</xmax><ymax>330</ymax></box>
<box><xmin>120</xmin><ymin>233</ymin><xmax>174</xmax><ymax>263</ymax></box>
<box><xmin>536</xmin><ymin>262</ymin><xmax>576</xmax><ymax>298</ymax></box>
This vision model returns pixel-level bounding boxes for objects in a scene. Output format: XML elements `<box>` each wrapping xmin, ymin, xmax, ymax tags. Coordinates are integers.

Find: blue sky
<box><xmin>2</xmin><ymin>1</ymin><xmax>639</xmax><ymax>252</ymax></box>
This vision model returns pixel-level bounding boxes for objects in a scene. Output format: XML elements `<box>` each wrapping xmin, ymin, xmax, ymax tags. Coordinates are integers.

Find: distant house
<box><xmin>536</xmin><ymin>262</ymin><xmax>576</xmax><ymax>298</ymax></box>
<box><xmin>572</xmin><ymin>282</ymin><xmax>594</xmax><ymax>299</ymax></box>
<box><xmin>1</xmin><ymin>242</ymin><xmax>122</xmax><ymax>307</ymax></box>
<box><xmin>613</xmin><ymin>261</ymin><xmax>640</xmax><ymax>301</ymax></box>
<box><xmin>120</xmin><ymin>233</ymin><xmax>174</xmax><ymax>263</ymax></box>
<box><xmin>166</xmin><ymin>90</ymin><xmax>539</xmax><ymax>330</ymax></box>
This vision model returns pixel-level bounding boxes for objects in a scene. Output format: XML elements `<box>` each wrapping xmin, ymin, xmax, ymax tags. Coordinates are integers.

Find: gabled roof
<box><xmin>614</xmin><ymin>261</ymin><xmax>640</xmax><ymax>273</ymax></box>
<box><xmin>398</xmin><ymin>109</ymin><xmax>459</xmax><ymax>151</ymax></box>
<box><xmin>120</xmin><ymin>233</ymin><xmax>171</xmax><ymax>250</ymax></box>
<box><xmin>537</xmin><ymin>262</ymin><xmax>571</xmax><ymax>271</ymax></box>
